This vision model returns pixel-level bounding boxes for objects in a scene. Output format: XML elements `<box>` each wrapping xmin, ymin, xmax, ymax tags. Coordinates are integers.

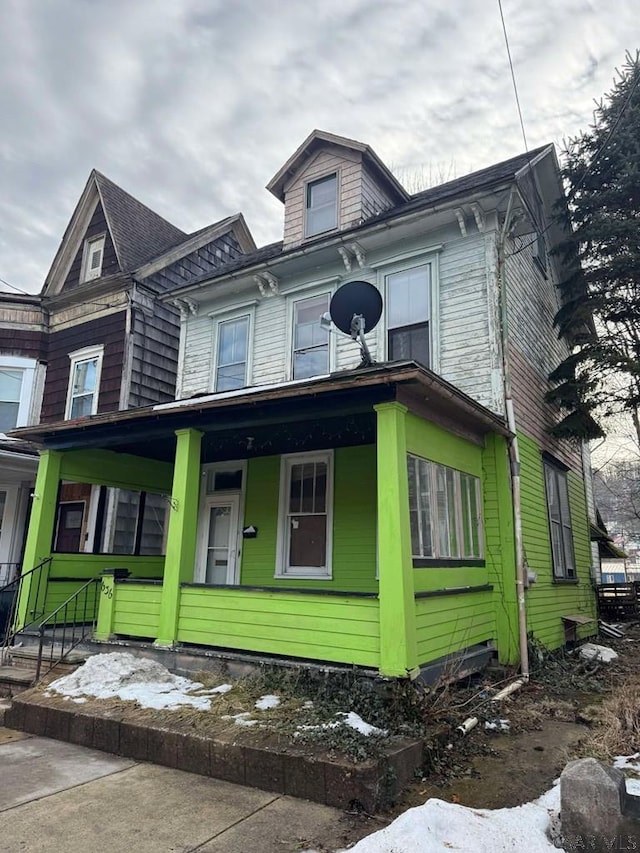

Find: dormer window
<box><xmin>82</xmin><ymin>235</ymin><xmax>105</xmax><ymax>281</ymax></box>
<box><xmin>305</xmin><ymin>174</ymin><xmax>338</xmax><ymax>238</ymax></box>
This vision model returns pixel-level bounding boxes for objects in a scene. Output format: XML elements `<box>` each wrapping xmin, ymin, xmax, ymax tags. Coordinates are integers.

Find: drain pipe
<box><xmin>497</xmin><ymin>187</ymin><xmax>529</xmax><ymax>681</ymax></box>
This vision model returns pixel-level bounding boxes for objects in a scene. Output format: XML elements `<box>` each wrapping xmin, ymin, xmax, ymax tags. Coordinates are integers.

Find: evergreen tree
<box><xmin>548</xmin><ymin>51</ymin><xmax>640</xmax><ymax>444</ymax></box>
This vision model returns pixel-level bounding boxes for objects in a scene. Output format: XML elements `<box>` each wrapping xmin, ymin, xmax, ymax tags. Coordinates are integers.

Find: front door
<box><xmin>54</xmin><ymin>502</ymin><xmax>86</xmax><ymax>553</ymax></box>
<box><xmin>197</xmin><ymin>495</ymin><xmax>240</xmax><ymax>585</ymax></box>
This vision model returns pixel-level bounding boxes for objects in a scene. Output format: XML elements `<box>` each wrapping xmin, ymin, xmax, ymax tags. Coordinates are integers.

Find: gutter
<box><xmin>497</xmin><ymin>186</ymin><xmax>530</xmax><ymax>681</ymax></box>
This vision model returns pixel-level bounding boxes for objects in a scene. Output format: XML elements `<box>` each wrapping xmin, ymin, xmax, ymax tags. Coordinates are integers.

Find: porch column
<box><xmin>155</xmin><ymin>428</ymin><xmax>203</xmax><ymax>647</ymax></box>
<box><xmin>16</xmin><ymin>450</ymin><xmax>62</xmax><ymax>629</ymax></box>
<box><xmin>374</xmin><ymin>403</ymin><xmax>418</xmax><ymax>678</ymax></box>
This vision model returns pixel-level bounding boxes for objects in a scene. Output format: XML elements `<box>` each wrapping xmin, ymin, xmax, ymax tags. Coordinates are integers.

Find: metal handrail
<box><xmin>1</xmin><ymin>557</ymin><xmax>52</xmax><ymax>663</ymax></box>
<box><xmin>34</xmin><ymin>577</ymin><xmax>100</xmax><ymax>682</ymax></box>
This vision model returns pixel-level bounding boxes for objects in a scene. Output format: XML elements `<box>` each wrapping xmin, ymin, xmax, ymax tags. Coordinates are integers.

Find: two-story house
<box><xmin>11</xmin><ymin>130</ymin><xmax>598</xmax><ymax>682</ymax></box>
<box><xmin>0</xmin><ymin>170</ymin><xmax>254</xmax><ymax>625</ymax></box>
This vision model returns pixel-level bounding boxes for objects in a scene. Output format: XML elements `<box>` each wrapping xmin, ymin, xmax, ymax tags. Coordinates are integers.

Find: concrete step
<box><xmin>9</xmin><ymin>646</ymin><xmax>88</xmax><ymax>667</ymax></box>
<box><xmin>0</xmin><ymin>666</ymin><xmax>35</xmax><ymax>697</ymax></box>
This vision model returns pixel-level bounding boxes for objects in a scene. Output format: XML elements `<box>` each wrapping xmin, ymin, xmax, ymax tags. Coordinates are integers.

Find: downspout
<box><xmin>497</xmin><ymin>186</ymin><xmax>529</xmax><ymax>681</ymax></box>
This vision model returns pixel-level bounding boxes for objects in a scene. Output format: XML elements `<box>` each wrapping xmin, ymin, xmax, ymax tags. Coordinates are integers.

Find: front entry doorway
<box><xmin>196</xmin><ymin>494</ymin><xmax>240</xmax><ymax>585</ymax></box>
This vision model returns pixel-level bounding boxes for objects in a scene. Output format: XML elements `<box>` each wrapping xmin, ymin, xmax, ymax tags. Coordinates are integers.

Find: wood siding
<box><xmin>112</xmin><ymin>582</ymin><xmax>162</xmax><ymax>638</ymax></box>
<box><xmin>361</xmin><ymin>164</ymin><xmax>395</xmax><ymax>220</ymax></box>
<box><xmin>43</xmin><ymin>578</ymin><xmax>99</xmax><ymax>619</ymax></box>
<box><xmin>177</xmin><ymin>587</ymin><xmax>380</xmax><ymax>668</ymax></box>
<box><xmin>40</xmin><ymin>311</ymin><xmax>127</xmax><ymax>422</ymax></box>
<box><xmin>414</xmin><ymin>590</ymin><xmax>494</xmax><ymax>666</ymax></box>
<box><xmin>62</xmin><ymin>201</ymin><xmax>120</xmax><ymax>291</ymax></box>
<box><xmin>518</xmin><ymin>433</ymin><xmax>596</xmax><ymax>649</ymax></box>
<box><xmin>0</xmin><ymin>329</ymin><xmax>46</xmax><ymax>360</ymax></box>
<box><xmin>283</xmin><ymin>147</ymin><xmax>367</xmax><ymax>248</ymax></box>
<box><xmin>128</xmin><ymin>300</ymin><xmax>180</xmax><ymax>407</ymax></box>
<box><xmin>240</xmin><ymin>446</ymin><xmax>378</xmax><ymax>592</ymax></box>
<box><xmin>504</xmin><ymin>231</ymin><xmax>580</xmax><ymax>468</ymax></box>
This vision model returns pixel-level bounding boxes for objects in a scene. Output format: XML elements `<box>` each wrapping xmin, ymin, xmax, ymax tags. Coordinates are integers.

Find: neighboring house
<box><xmin>13</xmin><ymin>130</ymin><xmax>598</xmax><ymax>680</ymax></box>
<box><xmin>0</xmin><ymin>170</ymin><xmax>254</xmax><ymax>592</ymax></box>
<box><xmin>0</xmin><ymin>293</ymin><xmax>47</xmax><ymax>585</ymax></box>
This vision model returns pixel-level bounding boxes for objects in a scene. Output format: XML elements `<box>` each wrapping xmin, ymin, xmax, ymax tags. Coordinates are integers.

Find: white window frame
<box><xmin>81</xmin><ymin>234</ymin><xmax>106</xmax><ymax>282</ymax></box>
<box><xmin>287</xmin><ymin>290</ymin><xmax>333</xmax><ymax>381</ymax></box>
<box><xmin>407</xmin><ymin>454</ymin><xmax>483</xmax><ymax>562</ymax></box>
<box><xmin>276</xmin><ymin>450</ymin><xmax>334</xmax><ymax>579</ymax></box>
<box><xmin>65</xmin><ymin>345</ymin><xmax>104</xmax><ymax>419</ymax></box>
<box><xmin>0</xmin><ymin>356</ymin><xmax>37</xmax><ymax>433</ymax></box>
<box><xmin>374</xmin><ymin>248</ymin><xmax>442</xmax><ymax>373</ymax></box>
<box><xmin>209</xmin><ymin>304</ymin><xmax>256</xmax><ymax>393</ymax></box>
<box><xmin>304</xmin><ymin>172</ymin><xmax>339</xmax><ymax>239</ymax></box>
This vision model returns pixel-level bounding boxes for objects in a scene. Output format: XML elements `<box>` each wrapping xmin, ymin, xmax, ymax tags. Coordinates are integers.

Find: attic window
<box><xmin>305</xmin><ymin>174</ymin><xmax>337</xmax><ymax>238</ymax></box>
<box><xmin>82</xmin><ymin>235</ymin><xmax>105</xmax><ymax>281</ymax></box>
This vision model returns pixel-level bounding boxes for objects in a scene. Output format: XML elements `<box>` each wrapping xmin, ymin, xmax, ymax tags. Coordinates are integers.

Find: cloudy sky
<box><xmin>1</xmin><ymin>0</ymin><xmax>638</xmax><ymax>294</ymax></box>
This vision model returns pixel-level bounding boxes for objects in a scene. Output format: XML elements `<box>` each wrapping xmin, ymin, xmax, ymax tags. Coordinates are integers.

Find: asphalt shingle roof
<box><xmin>94</xmin><ymin>172</ymin><xmax>187</xmax><ymax>271</ymax></box>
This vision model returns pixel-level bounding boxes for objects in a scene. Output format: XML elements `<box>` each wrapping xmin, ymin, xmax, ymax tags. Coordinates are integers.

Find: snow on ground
<box><xmin>579</xmin><ymin>643</ymin><xmax>618</xmax><ymax>663</ymax></box>
<box><xmin>485</xmin><ymin>719</ymin><xmax>510</xmax><ymax>732</ymax></box>
<box><xmin>221</xmin><ymin>712</ymin><xmax>259</xmax><ymax>727</ymax></box>
<box><xmin>47</xmin><ymin>652</ymin><xmax>233</xmax><ymax>711</ymax></box>
<box><xmin>298</xmin><ymin>711</ymin><xmax>387</xmax><ymax>737</ymax></box>
<box><xmin>255</xmin><ymin>694</ymin><xmax>280</xmax><ymax>710</ymax></box>
<box><xmin>341</xmin><ymin>785</ymin><xmax>561</xmax><ymax>853</ymax></box>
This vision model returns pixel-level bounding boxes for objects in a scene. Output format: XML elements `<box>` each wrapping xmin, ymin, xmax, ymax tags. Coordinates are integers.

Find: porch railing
<box><xmin>0</xmin><ymin>563</ymin><xmax>21</xmax><ymax>588</ymax></box>
<box><xmin>34</xmin><ymin>577</ymin><xmax>100</xmax><ymax>682</ymax></box>
<box><xmin>1</xmin><ymin>558</ymin><xmax>52</xmax><ymax>662</ymax></box>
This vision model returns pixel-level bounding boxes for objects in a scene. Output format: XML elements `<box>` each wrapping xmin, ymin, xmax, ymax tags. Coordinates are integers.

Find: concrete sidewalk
<box><xmin>0</xmin><ymin>729</ymin><xmax>374</xmax><ymax>853</ymax></box>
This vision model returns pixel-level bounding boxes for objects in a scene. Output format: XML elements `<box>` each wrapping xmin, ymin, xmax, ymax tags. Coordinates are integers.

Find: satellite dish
<box><xmin>329</xmin><ymin>280</ymin><xmax>383</xmax><ymax>368</ymax></box>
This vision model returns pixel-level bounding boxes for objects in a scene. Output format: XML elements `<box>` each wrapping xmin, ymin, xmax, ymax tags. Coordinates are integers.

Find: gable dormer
<box><xmin>267</xmin><ymin>130</ymin><xmax>408</xmax><ymax>249</ymax></box>
<box><xmin>43</xmin><ymin>170</ymin><xmax>186</xmax><ymax>298</ymax></box>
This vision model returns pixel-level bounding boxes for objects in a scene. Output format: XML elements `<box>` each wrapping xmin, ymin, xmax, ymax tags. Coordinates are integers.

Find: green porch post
<box><xmin>155</xmin><ymin>428</ymin><xmax>203</xmax><ymax>647</ymax></box>
<box><xmin>16</xmin><ymin>450</ymin><xmax>62</xmax><ymax>629</ymax></box>
<box><xmin>374</xmin><ymin>402</ymin><xmax>418</xmax><ymax>678</ymax></box>
<box><xmin>94</xmin><ymin>571</ymin><xmax>117</xmax><ymax>641</ymax></box>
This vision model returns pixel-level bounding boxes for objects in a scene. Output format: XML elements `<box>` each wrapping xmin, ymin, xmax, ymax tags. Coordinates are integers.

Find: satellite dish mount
<box><xmin>328</xmin><ymin>281</ymin><xmax>383</xmax><ymax>369</ymax></box>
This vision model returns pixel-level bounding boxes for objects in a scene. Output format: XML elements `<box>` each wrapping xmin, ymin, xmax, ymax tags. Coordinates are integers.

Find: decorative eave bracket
<box><xmin>171</xmin><ymin>297</ymin><xmax>199</xmax><ymax>319</ymax></box>
<box><xmin>470</xmin><ymin>203</ymin><xmax>486</xmax><ymax>233</ymax></box>
<box><xmin>453</xmin><ymin>208</ymin><xmax>467</xmax><ymax>237</ymax></box>
<box><xmin>254</xmin><ymin>271</ymin><xmax>279</xmax><ymax>297</ymax></box>
<box><xmin>337</xmin><ymin>243</ymin><xmax>367</xmax><ymax>273</ymax></box>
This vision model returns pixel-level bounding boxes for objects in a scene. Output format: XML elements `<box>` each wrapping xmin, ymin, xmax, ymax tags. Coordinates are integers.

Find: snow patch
<box><xmin>579</xmin><ymin>643</ymin><xmax>618</xmax><ymax>663</ymax></box>
<box><xmin>222</xmin><ymin>712</ymin><xmax>258</xmax><ymax>727</ymax></box>
<box><xmin>298</xmin><ymin>711</ymin><xmax>387</xmax><ymax>737</ymax></box>
<box><xmin>485</xmin><ymin>719</ymin><xmax>511</xmax><ymax>732</ymax></box>
<box><xmin>344</xmin><ymin>784</ymin><xmax>561</xmax><ymax>852</ymax></box>
<box><xmin>255</xmin><ymin>694</ymin><xmax>280</xmax><ymax>710</ymax></box>
<box><xmin>47</xmin><ymin>652</ymin><xmax>231</xmax><ymax>711</ymax></box>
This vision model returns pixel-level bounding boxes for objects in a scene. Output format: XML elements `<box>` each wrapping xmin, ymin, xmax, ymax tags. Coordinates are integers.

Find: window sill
<box><xmin>553</xmin><ymin>577</ymin><xmax>579</xmax><ymax>585</ymax></box>
<box><xmin>274</xmin><ymin>573</ymin><xmax>332</xmax><ymax>581</ymax></box>
<box><xmin>413</xmin><ymin>559</ymin><xmax>485</xmax><ymax>569</ymax></box>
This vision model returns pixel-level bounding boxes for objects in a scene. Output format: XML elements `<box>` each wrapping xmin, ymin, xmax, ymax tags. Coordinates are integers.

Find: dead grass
<box><xmin>581</xmin><ymin>678</ymin><xmax>640</xmax><ymax>760</ymax></box>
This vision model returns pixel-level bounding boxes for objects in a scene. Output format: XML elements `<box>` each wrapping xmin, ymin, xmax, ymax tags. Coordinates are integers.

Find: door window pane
<box><xmin>292</xmin><ymin>294</ymin><xmax>330</xmax><ymax>379</ymax></box>
<box><xmin>205</xmin><ymin>505</ymin><xmax>232</xmax><ymax>584</ymax></box>
<box><xmin>216</xmin><ymin>317</ymin><xmax>249</xmax><ymax>392</ymax></box>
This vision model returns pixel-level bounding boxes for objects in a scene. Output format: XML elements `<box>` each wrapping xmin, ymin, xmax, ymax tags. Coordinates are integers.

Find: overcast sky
<box><xmin>1</xmin><ymin>0</ymin><xmax>639</xmax><ymax>294</ymax></box>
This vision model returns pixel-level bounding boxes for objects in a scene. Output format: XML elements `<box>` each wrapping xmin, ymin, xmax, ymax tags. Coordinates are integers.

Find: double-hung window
<box><xmin>387</xmin><ymin>264</ymin><xmax>431</xmax><ymax>368</ymax></box>
<box><xmin>82</xmin><ymin>235</ymin><xmax>105</xmax><ymax>282</ymax></box>
<box><xmin>0</xmin><ymin>369</ymin><xmax>24</xmax><ymax>433</ymax></box>
<box><xmin>407</xmin><ymin>454</ymin><xmax>483</xmax><ymax>562</ymax></box>
<box><xmin>277</xmin><ymin>451</ymin><xmax>333</xmax><ymax>577</ymax></box>
<box><xmin>66</xmin><ymin>346</ymin><xmax>103</xmax><ymax>419</ymax></box>
<box><xmin>305</xmin><ymin>174</ymin><xmax>338</xmax><ymax>238</ymax></box>
<box><xmin>215</xmin><ymin>315</ymin><xmax>249</xmax><ymax>391</ymax></box>
<box><xmin>544</xmin><ymin>462</ymin><xmax>576</xmax><ymax>579</ymax></box>
<box><xmin>292</xmin><ymin>293</ymin><xmax>330</xmax><ymax>380</ymax></box>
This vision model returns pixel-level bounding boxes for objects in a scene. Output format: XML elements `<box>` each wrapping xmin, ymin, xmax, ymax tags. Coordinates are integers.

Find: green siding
<box><xmin>405</xmin><ymin>413</ymin><xmax>483</xmax><ymax>476</ymax></box>
<box><xmin>177</xmin><ymin>587</ymin><xmax>380</xmax><ymax>668</ymax></box>
<box><xmin>518</xmin><ymin>434</ymin><xmax>596</xmax><ymax>649</ymax></box>
<box><xmin>60</xmin><ymin>449</ymin><xmax>173</xmax><ymax>492</ymax></box>
<box><xmin>482</xmin><ymin>433</ymin><xmax>518</xmax><ymax>662</ymax></box>
<box><xmin>49</xmin><ymin>554</ymin><xmax>165</xmax><ymax>581</ymax></box>
<box><xmin>43</xmin><ymin>579</ymin><xmax>99</xmax><ymax>619</ymax></box>
<box><xmin>240</xmin><ymin>445</ymin><xmax>377</xmax><ymax>592</ymax></box>
<box><xmin>112</xmin><ymin>583</ymin><xmax>162</xmax><ymax>638</ymax></box>
<box><xmin>415</xmin><ymin>591</ymin><xmax>494</xmax><ymax>664</ymax></box>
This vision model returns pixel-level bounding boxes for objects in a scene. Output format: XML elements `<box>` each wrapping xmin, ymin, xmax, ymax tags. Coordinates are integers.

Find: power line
<box><xmin>497</xmin><ymin>0</ymin><xmax>529</xmax><ymax>153</ymax></box>
<box><xmin>0</xmin><ymin>276</ymin><xmax>35</xmax><ymax>296</ymax></box>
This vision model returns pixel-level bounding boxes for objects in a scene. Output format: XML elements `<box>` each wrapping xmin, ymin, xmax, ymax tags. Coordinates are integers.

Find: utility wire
<box><xmin>498</xmin><ymin>0</ymin><xmax>529</xmax><ymax>153</ymax></box>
